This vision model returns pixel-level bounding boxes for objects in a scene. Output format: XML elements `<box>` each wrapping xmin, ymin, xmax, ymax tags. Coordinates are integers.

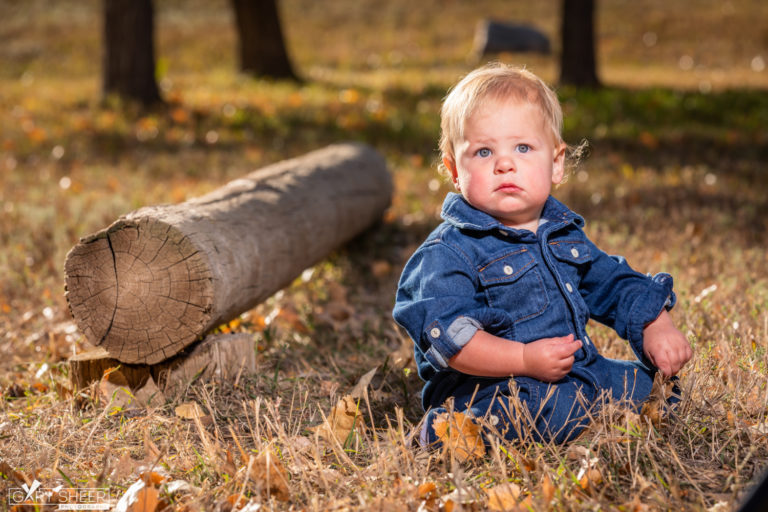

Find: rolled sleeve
<box><xmin>393</xmin><ymin>240</ymin><xmax>514</xmax><ymax>373</ymax></box>
<box><xmin>420</xmin><ymin>316</ymin><xmax>481</xmax><ymax>370</ymax></box>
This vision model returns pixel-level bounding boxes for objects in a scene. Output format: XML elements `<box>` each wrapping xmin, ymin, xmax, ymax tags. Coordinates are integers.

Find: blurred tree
<box><xmin>231</xmin><ymin>0</ymin><xmax>298</xmax><ymax>80</ymax></box>
<box><xmin>559</xmin><ymin>0</ymin><xmax>600</xmax><ymax>87</ymax></box>
<box><xmin>103</xmin><ymin>0</ymin><xmax>163</xmax><ymax>106</ymax></box>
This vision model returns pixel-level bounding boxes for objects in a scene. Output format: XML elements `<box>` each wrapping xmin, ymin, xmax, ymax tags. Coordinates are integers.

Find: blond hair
<box><xmin>438</xmin><ymin>63</ymin><xmax>564</xmax><ymax>173</ymax></box>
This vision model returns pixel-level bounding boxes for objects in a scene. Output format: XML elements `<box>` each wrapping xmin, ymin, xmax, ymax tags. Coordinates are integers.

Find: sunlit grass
<box><xmin>1</xmin><ymin>0</ymin><xmax>768</xmax><ymax>510</ymax></box>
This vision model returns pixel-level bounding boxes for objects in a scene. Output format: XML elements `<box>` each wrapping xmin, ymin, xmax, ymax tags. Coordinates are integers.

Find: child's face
<box><xmin>443</xmin><ymin>98</ymin><xmax>566</xmax><ymax>232</ymax></box>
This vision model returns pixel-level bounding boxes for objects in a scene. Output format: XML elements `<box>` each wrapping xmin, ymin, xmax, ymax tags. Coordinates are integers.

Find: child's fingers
<box><xmin>655</xmin><ymin>349</ymin><xmax>677</xmax><ymax>377</ymax></box>
<box><xmin>554</xmin><ymin>337</ymin><xmax>582</xmax><ymax>356</ymax></box>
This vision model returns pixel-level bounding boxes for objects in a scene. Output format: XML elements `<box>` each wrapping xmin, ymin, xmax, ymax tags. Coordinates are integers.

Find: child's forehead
<box><xmin>464</xmin><ymin>96</ymin><xmax>547</xmax><ymax>127</ymax></box>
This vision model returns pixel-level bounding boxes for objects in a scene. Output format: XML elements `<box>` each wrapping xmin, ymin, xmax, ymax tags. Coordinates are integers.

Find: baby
<box><xmin>393</xmin><ymin>63</ymin><xmax>692</xmax><ymax>448</ymax></box>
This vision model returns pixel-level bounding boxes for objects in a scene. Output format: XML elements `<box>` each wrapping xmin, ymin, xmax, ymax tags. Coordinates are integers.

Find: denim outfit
<box><xmin>393</xmin><ymin>193</ymin><xmax>675</xmax><ymax>444</ymax></box>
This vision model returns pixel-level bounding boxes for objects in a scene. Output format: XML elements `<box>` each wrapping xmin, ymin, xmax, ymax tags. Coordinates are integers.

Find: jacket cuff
<box><xmin>627</xmin><ymin>272</ymin><xmax>676</xmax><ymax>368</ymax></box>
<box><xmin>423</xmin><ymin>316</ymin><xmax>481</xmax><ymax>370</ymax></box>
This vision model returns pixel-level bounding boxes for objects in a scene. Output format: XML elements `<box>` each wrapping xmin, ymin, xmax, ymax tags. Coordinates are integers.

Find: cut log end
<box><xmin>65</xmin><ymin>217</ymin><xmax>214</xmax><ymax>364</ymax></box>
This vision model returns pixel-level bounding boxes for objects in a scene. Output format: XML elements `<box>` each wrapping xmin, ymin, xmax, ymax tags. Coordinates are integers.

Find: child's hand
<box><xmin>642</xmin><ymin>310</ymin><xmax>693</xmax><ymax>377</ymax></box>
<box><xmin>522</xmin><ymin>334</ymin><xmax>582</xmax><ymax>382</ymax></box>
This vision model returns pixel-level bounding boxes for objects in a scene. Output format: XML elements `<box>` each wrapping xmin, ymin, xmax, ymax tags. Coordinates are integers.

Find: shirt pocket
<box><xmin>548</xmin><ymin>240</ymin><xmax>591</xmax><ymax>289</ymax></box>
<box><xmin>478</xmin><ymin>248</ymin><xmax>549</xmax><ymax>323</ymax></box>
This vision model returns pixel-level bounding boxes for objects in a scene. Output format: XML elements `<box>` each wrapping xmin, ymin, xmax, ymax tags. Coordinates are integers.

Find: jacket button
<box><xmin>571</xmin><ymin>248</ymin><xmax>580</xmax><ymax>257</ymax></box>
<box><xmin>503</xmin><ymin>265</ymin><xmax>513</xmax><ymax>275</ymax></box>
<box><xmin>565</xmin><ymin>283</ymin><xmax>573</xmax><ymax>293</ymax></box>
<box><xmin>430</xmin><ymin>327</ymin><xmax>441</xmax><ymax>338</ymax></box>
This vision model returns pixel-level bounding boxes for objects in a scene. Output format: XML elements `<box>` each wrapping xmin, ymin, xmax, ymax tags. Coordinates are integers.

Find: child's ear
<box><xmin>443</xmin><ymin>157</ymin><xmax>460</xmax><ymax>190</ymax></box>
<box><xmin>551</xmin><ymin>143</ymin><xmax>566</xmax><ymax>185</ymax></box>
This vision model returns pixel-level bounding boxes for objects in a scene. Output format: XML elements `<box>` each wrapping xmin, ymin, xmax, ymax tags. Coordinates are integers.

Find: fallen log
<box><xmin>65</xmin><ymin>143</ymin><xmax>392</xmax><ymax>364</ymax></box>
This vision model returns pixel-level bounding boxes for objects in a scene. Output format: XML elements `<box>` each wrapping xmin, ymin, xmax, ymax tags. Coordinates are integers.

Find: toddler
<box><xmin>393</xmin><ymin>63</ymin><xmax>692</xmax><ymax>448</ymax></box>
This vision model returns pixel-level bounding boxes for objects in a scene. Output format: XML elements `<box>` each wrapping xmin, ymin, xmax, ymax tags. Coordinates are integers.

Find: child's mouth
<box><xmin>496</xmin><ymin>183</ymin><xmax>521</xmax><ymax>192</ymax></box>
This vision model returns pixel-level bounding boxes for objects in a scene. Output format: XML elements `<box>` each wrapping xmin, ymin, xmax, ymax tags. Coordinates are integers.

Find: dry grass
<box><xmin>1</xmin><ymin>0</ymin><xmax>768</xmax><ymax>510</ymax></box>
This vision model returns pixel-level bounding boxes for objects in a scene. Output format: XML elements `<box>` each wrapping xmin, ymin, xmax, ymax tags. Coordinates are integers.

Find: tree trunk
<box><xmin>64</xmin><ymin>143</ymin><xmax>391</xmax><ymax>364</ymax></box>
<box><xmin>230</xmin><ymin>0</ymin><xmax>298</xmax><ymax>80</ymax></box>
<box><xmin>103</xmin><ymin>0</ymin><xmax>162</xmax><ymax>106</ymax></box>
<box><xmin>559</xmin><ymin>0</ymin><xmax>600</xmax><ymax>87</ymax></box>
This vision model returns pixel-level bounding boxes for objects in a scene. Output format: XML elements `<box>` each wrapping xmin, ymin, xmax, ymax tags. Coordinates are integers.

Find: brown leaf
<box><xmin>432</xmin><ymin>411</ymin><xmax>486</xmax><ymax>462</ymax></box>
<box><xmin>485</xmin><ymin>482</ymin><xmax>522</xmax><ymax>511</ymax></box>
<box><xmin>140</xmin><ymin>471</ymin><xmax>168</xmax><ymax>486</ymax></box>
<box><xmin>245</xmin><ymin>448</ymin><xmax>291</xmax><ymax>501</ymax></box>
<box><xmin>0</xmin><ymin>461</ymin><xmax>31</xmax><ymax>485</ymax></box>
<box><xmin>640</xmin><ymin>399</ymin><xmax>662</xmax><ymax>427</ymax></box>
<box><xmin>174</xmin><ymin>402</ymin><xmax>205</xmax><ymax>419</ymax></box>
<box><xmin>127</xmin><ymin>485</ymin><xmax>159</xmax><ymax>512</ymax></box>
<box><xmin>349</xmin><ymin>367</ymin><xmax>377</xmax><ymax>398</ymax></box>
<box><xmin>417</xmin><ymin>481</ymin><xmax>437</xmax><ymax>499</ymax></box>
<box><xmin>133</xmin><ymin>378</ymin><xmax>166</xmax><ymax>408</ymax></box>
<box><xmin>115</xmin><ymin>479</ymin><xmax>159</xmax><ymax>512</ymax></box>
<box><xmin>315</xmin><ymin>395</ymin><xmax>365</xmax><ymax>446</ymax></box>
<box><xmin>579</xmin><ymin>467</ymin><xmax>604</xmax><ymax>492</ymax></box>
<box><xmin>540</xmin><ymin>474</ymin><xmax>556</xmax><ymax>503</ymax></box>
<box><xmin>226</xmin><ymin>494</ymin><xmax>248</xmax><ymax>509</ymax></box>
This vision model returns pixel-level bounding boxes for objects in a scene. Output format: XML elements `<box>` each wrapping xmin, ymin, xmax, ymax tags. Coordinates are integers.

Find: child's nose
<box><xmin>494</xmin><ymin>155</ymin><xmax>515</xmax><ymax>174</ymax></box>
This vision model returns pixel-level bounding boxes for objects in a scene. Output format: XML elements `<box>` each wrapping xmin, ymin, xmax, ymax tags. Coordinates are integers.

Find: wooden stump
<box><xmin>65</xmin><ymin>143</ymin><xmax>391</xmax><ymax>364</ymax></box>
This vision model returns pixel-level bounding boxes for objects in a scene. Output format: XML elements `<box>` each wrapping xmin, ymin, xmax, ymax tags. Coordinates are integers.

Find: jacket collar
<box><xmin>440</xmin><ymin>192</ymin><xmax>584</xmax><ymax>236</ymax></box>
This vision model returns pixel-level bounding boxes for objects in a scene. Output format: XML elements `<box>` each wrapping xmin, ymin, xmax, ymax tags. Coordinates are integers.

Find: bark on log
<box><xmin>69</xmin><ymin>333</ymin><xmax>256</xmax><ymax>398</ymax></box>
<box><xmin>65</xmin><ymin>143</ymin><xmax>391</xmax><ymax>364</ymax></box>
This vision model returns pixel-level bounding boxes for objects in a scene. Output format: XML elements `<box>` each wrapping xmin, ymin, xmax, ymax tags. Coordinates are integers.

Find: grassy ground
<box><xmin>1</xmin><ymin>0</ymin><xmax>768</xmax><ymax>510</ymax></box>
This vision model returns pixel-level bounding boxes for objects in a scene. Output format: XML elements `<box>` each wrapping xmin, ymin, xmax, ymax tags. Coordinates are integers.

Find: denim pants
<box><xmin>421</xmin><ymin>355</ymin><xmax>659</xmax><ymax>446</ymax></box>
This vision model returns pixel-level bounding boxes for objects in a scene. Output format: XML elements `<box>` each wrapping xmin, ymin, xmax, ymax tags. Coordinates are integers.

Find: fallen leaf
<box><xmin>226</xmin><ymin>493</ymin><xmax>248</xmax><ymax>509</ymax></box>
<box><xmin>349</xmin><ymin>367</ymin><xmax>378</xmax><ymax>398</ymax></box>
<box><xmin>485</xmin><ymin>482</ymin><xmax>522</xmax><ymax>511</ymax></box>
<box><xmin>133</xmin><ymin>378</ymin><xmax>165</xmax><ymax>408</ymax></box>
<box><xmin>432</xmin><ymin>411</ymin><xmax>486</xmax><ymax>462</ymax></box>
<box><xmin>579</xmin><ymin>467</ymin><xmax>604</xmax><ymax>491</ymax></box>
<box><xmin>128</xmin><ymin>485</ymin><xmax>159</xmax><ymax>512</ymax></box>
<box><xmin>175</xmin><ymin>402</ymin><xmax>205</xmax><ymax>419</ymax></box>
<box><xmin>315</xmin><ymin>395</ymin><xmax>365</xmax><ymax>446</ymax></box>
<box><xmin>0</xmin><ymin>461</ymin><xmax>31</xmax><ymax>485</ymax></box>
<box><xmin>417</xmin><ymin>481</ymin><xmax>437</xmax><ymax>499</ymax></box>
<box><xmin>640</xmin><ymin>399</ymin><xmax>662</xmax><ymax>427</ymax></box>
<box><xmin>540</xmin><ymin>474</ymin><xmax>555</xmax><ymax>503</ymax></box>
<box><xmin>244</xmin><ymin>448</ymin><xmax>291</xmax><ymax>501</ymax></box>
<box><xmin>140</xmin><ymin>471</ymin><xmax>167</xmax><ymax>486</ymax></box>
<box><xmin>114</xmin><ymin>479</ymin><xmax>153</xmax><ymax>512</ymax></box>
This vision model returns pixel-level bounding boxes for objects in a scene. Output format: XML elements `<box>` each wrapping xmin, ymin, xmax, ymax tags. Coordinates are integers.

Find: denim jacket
<box><xmin>393</xmin><ymin>193</ymin><xmax>675</xmax><ymax>408</ymax></box>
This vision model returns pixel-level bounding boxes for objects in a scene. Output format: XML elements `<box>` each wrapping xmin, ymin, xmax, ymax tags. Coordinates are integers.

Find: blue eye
<box><xmin>516</xmin><ymin>144</ymin><xmax>531</xmax><ymax>153</ymax></box>
<box><xmin>476</xmin><ymin>148</ymin><xmax>491</xmax><ymax>157</ymax></box>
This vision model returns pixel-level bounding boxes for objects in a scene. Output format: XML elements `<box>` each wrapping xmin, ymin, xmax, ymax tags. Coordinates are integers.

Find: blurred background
<box><xmin>1</xmin><ymin>0</ymin><xmax>767</xmax><ymax>377</ymax></box>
